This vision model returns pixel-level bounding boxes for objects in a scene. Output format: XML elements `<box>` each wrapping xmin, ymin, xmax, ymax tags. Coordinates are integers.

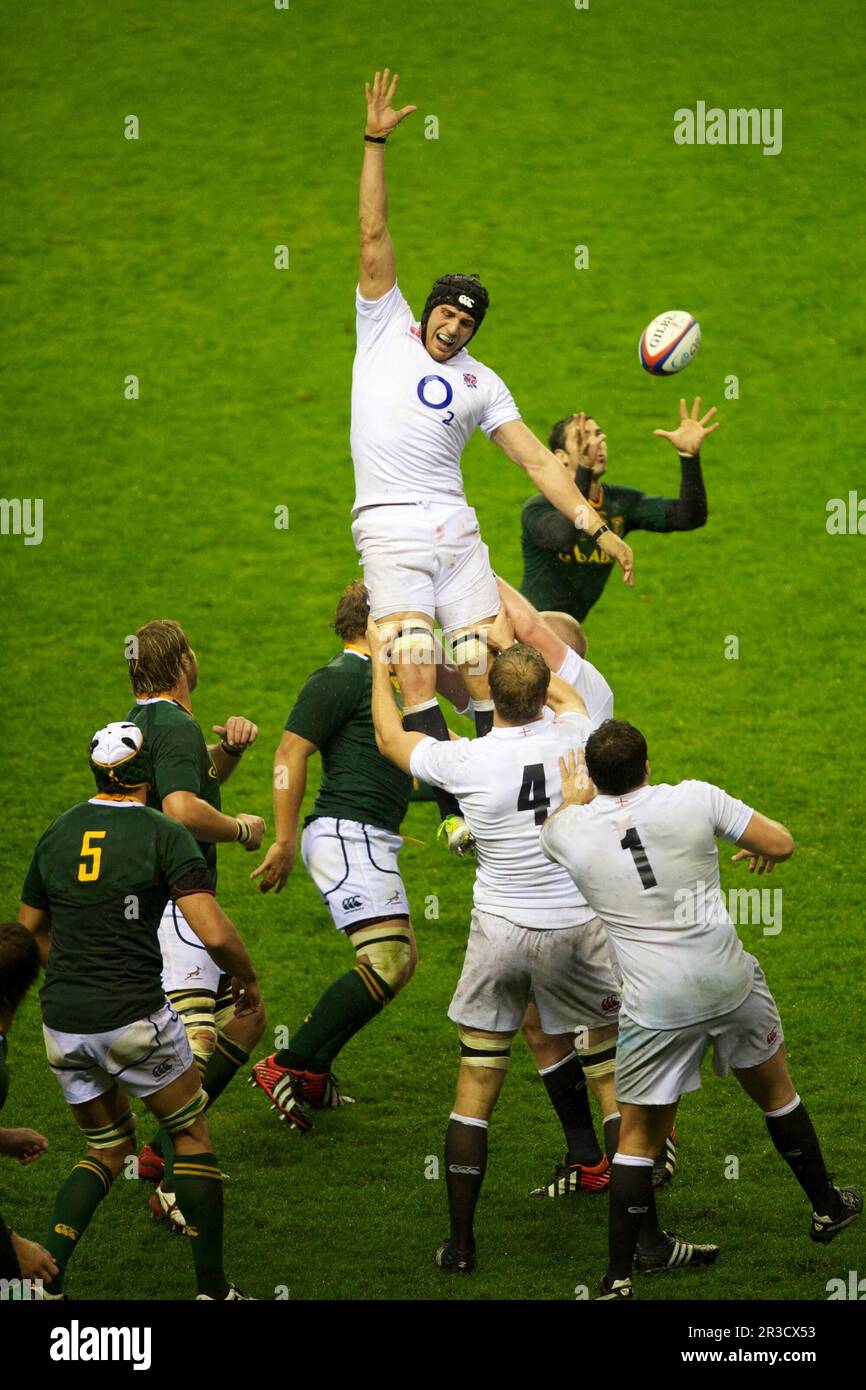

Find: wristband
<box><xmin>235</xmin><ymin>819</ymin><xmax>251</xmax><ymax>844</ymax></box>
<box><xmin>364</xmin><ymin>133</ymin><xmax>388</xmax><ymax>144</ymax></box>
<box><xmin>591</xmin><ymin>523</ymin><xmax>610</xmax><ymax>542</ymax></box>
<box><xmin>220</xmin><ymin>740</ymin><xmax>243</xmax><ymax>758</ymax></box>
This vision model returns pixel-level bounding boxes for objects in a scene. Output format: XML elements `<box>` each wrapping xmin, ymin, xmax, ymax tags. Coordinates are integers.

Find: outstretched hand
<box><xmin>653</xmin><ymin>397</ymin><xmax>719</xmax><ymax>457</ymax></box>
<box><xmin>364</xmin><ymin>68</ymin><xmax>417</xmax><ymax>138</ymax></box>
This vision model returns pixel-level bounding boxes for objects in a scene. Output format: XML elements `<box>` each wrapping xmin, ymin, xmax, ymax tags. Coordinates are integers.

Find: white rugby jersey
<box><xmin>540</xmin><ymin>780</ymin><xmax>756</xmax><ymax>1029</ymax></box>
<box><xmin>351</xmin><ymin>282</ymin><xmax>521</xmax><ymax>514</ymax></box>
<box><xmin>552</xmin><ymin>647</ymin><xmax>614</xmax><ymax>727</ymax></box>
<box><xmin>409</xmin><ymin>711</ymin><xmax>596</xmax><ymax>928</ymax></box>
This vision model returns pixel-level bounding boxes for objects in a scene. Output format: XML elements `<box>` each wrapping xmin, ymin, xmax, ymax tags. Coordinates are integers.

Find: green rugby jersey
<box><xmin>129</xmin><ymin>695</ymin><xmax>221</xmax><ymax>890</ymax></box>
<box><xmin>287</xmin><ymin>646</ymin><xmax>411</xmax><ymax>836</ymax></box>
<box><xmin>21</xmin><ymin>799</ymin><xmax>208</xmax><ymax>1034</ymax></box>
<box><xmin>520</xmin><ymin>483</ymin><xmax>672</xmax><ymax>621</ymax></box>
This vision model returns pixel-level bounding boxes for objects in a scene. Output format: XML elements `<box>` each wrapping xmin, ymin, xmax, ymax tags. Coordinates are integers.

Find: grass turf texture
<box><xmin>1</xmin><ymin>0</ymin><xmax>864</xmax><ymax>1302</ymax></box>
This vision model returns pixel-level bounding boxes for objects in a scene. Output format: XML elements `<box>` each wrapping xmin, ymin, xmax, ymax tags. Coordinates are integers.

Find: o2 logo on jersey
<box><xmin>417</xmin><ymin>374</ymin><xmax>455</xmax><ymax>427</ymax></box>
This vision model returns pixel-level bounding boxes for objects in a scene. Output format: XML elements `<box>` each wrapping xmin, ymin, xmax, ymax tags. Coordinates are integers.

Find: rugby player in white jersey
<box><xmin>442</xmin><ymin>579</ymin><xmax>677</xmax><ymax>1195</ymax></box>
<box><xmin>352</xmin><ymin>69</ymin><xmax>633</xmax><ymax>855</ymax></box>
<box><xmin>368</xmin><ymin>621</ymin><xmax>621</xmax><ymax>1274</ymax></box>
<box><xmin>542</xmin><ymin>721</ymin><xmax>862</xmax><ymax>1300</ymax></box>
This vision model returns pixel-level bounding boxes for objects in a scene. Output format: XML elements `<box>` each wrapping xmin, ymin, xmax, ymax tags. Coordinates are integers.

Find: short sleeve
<box><xmin>556</xmin><ymin>649</ymin><xmax>614</xmax><ymax>726</ymax></box>
<box><xmin>151</xmin><ymin>721</ymin><xmax>205</xmax><ymax>801</ymax></box>
<box><xmin>409</xmin><ymin>735</ymin><xmax>472</xmax><ymax>795</ymax></box>
<box><xmin>158</xmin><ymin>817</ymin><xmax>210</xmax><ymax>891</ymax></box>
<box><xmin>553</xmin><ymin>709</ymin><xmax>595</xmax><ymax>743</ymax></box>
<box><xmin>287</xmin><ymin>666</ymin><xmax>359</xmax><ymax>749</ymax></box>
<box><xmin>20</xmin><ymin>847</ymin><xmax>49</xmax><ymax>910</ymax></box>
<box><xmin>478</xmin><ymin>370</ymin><xmax>522</xmax><ymax>438</ymax></box>
<box><xmin>355</xmin><ymin>281</ymin><xmax>414</xmax><ymax>348</ymax></box>
<box><xmin>691</xmin><ymin>781</ymin><xmax>754</xmax><ymax>844</ymax></box>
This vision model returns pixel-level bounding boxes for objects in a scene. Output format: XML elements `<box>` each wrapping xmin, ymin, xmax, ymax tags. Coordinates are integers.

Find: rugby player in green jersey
<box><xmin>0</xmin><ymin>922</ymin><xmax>58</xmax><ymax>1289</ymax></box>
<box><xmin>521</xmin><ymin>399</ymin><xmax>718</xmax><ymax>623</ymax></box>
<box><xmin>250</xmin><ymin>581</ymin><xmax>416</xmax><ymax>1125</ymax></box>
<box><xmin>126</xmin><ymin>620</ymin><xmax>267</xmax><ymax>1230</ymax></box>
<box><xmin>18</xmin><ymin>723</ymin><xmax>262</xmax><ymax>1300</ymax></box>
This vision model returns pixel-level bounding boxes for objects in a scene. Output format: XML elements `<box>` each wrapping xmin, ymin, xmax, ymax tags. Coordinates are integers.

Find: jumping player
<box><xmin>18</xmin><ymin>723</ymin><xmax>262</xmax><ymax>1300</ymax></box>
<box><xmin>351</xmin><ymin>69</ymin><xmax>634</xmax><ymax>853</ymax></box>
<box><xmin>541</xmin><ymin>722</ymin><xmax>862</xmax><ymax>1299</ymax></box>
<box><xmin>250</xmin><ymin>581</ymin><xmax>417</xmax><ymax>1126</ymax></box>
<box><xmin>521</xmin><ymin>400</ymin><xmax>716</xmax><ymax>622</ymax></box>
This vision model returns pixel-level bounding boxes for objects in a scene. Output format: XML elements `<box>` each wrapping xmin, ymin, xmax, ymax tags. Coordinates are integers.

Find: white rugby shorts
<box><xmin>43</xmin><ymin>1000</ymin><xmax>194</xmax><ymax>1106</ymax></box>
<box><xmin>448</xmin><ymin>909</ymin><xmax>621</xmax><ymax>1034</ymax></box>
<box><xmin>351</xmin><ymin>500</ymin><xmax>500</xmax><ymax>635</ymax></box>
<box><xmin>302</xmin><ymin>816</ymin><xmax>410</xmax><ymax>931</ymax></box>
<box><xmin>614</xmin><ymin>962</ymin><xmax>784</xmax><ymax>1106</ymax></box>
<box><xmin>158</xmin><ymin>898</ymin><xmax>222</xmax><ymax>995</ymax></box>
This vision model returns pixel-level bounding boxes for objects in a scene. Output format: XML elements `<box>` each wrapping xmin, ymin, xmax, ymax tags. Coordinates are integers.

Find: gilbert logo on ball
<box><xmin>639</xmin><ymin>310</ymin><xmax>701</xmax><ymax>375</ymax></box>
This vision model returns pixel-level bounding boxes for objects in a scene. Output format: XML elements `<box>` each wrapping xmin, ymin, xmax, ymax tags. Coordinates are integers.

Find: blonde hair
<box><xmin>489</xmin><ymin>644</ymin><xmax>550</xmax><ymax>724</ymax></box>
<box><xmin>128</xmin><ymin>620</ymin><xmax>191</xmax><ymax>696</ymax></box>
<box><xmin>333</xmin><ymin>581</ymin><xmax>370</xmax><ymax>641</ymax></box>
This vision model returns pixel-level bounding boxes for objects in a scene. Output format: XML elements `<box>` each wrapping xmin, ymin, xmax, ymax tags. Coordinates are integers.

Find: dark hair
<box><xmin>547</xmin><ymin>412</ymin><xmax>596</xmax><ymax>455</ymax></box>
<box><xmin>584</xmin><ymin>719</ymin><xmax>648</xmax><ymax>796</ymax></box>
<box><xmin>0</xmin><ymin>923</ymin><xmax>40</xmax><ymax>1019</ymax></box>
<box><xmin>488</xmin><ymin>643</ymin><xmax>550</xmax><ymax>724</ymax></box>
<box><xmin>333</xmin><ymin>580</ymin><xmax>370</xmax><ymax>641</ymax></box>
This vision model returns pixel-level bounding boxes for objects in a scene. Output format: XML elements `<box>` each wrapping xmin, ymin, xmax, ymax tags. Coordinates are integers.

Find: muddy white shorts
<box><xmin>351</xmin><ymin>500</ymin><xmax>500</xmax><ymax>635</ymax></box>
<box><xmin>43</xmin><ymin>1000</ymin><xmax>193</xmax><ymax>1106</ymax></box>
<box><xmin>301</xmin><ymin>816</ymin><xmax>410</xmax><ymax>931</ymax></box>
<box><xmin>158</xmin><ymin>898</ymin><xmax>221</xmax><ymax>996</ymax></box>
<box><xmin>614</xmin><ymin>963</ymin><xmax>784</xmax><ymax>1106</ymax></box>
<box><xmin>448</xmin><ymin>909</ymin><xmax>621</xmax><ymax>1034</ymax></box>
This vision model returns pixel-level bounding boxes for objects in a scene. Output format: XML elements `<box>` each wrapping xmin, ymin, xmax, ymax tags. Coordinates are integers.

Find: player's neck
<box><xmin>148</xmin><ymin>681</ymin><xmax>193</xmax><ymax>712</ymax></box>
<box><xmin>494</xmin><ymin>713</ymin><xmax>544</xmax><ymax>729</ymax></box>
<box><xmin>344</xmin><ymin>638</ymin><xmax>371</xmax><ymax>657</ymax></box>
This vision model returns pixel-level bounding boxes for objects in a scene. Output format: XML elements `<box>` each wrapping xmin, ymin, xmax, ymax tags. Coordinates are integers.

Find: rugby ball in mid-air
<box><xmin>639</xmin><ymin>310</ymin><xmax>701</xmax><ymax>375</ymax></box>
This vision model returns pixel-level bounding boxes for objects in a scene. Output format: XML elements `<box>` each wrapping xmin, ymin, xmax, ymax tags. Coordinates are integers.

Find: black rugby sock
<box><xmin>445</xmin><ymin>1114</ymin><xmax>487</xmax><ymax>1251</ymax></box>
<box><xmin>765</xmin><ymin>1097</ymin><xmax>837</xmax><ymax>1215</ymax></box>
<box><xmin>539</xmin><ymin>1052</ymin><xmax>602</xmax><ymax>1165</ymax></box>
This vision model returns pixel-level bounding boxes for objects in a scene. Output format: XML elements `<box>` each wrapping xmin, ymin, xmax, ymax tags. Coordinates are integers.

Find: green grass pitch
<box><xmin>1</xmin><ymin>0</ymin><xmax>864</xmax><ymax>1302</ymax></box>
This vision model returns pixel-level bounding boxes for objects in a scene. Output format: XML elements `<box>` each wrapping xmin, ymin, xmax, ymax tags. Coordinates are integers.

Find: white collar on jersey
<box><xmin>87</xmin><ymin>797</ymin><xmax>146</xmax><ymax>808</ymax></box>
<box><xmin>343</xmin><ymin>645</ymin><xmax>370</xmax><ymax>661</ymax></box>
<box><xmin>594</xmin><ymin>785</ymin><xmax>653</xmax><ymax>808</ymax></box>
<box><xmin>490</xmin><ymin>720</ymin><xmax>545</xmax><ymax>739</ymax></box>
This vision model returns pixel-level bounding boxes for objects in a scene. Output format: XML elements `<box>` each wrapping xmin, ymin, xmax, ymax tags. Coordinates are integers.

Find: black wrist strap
<box><xmin>235</xmin><ymin>819</ymin><xmax>251</xmax><ymax>844</ymax></box>
<box><xmin>364</xmin><ymin>134</ymin><xmax>388</xmax><ymax>144</ymax></box>
<box><xmin>220</xmin><ymin>740</ymin><xmax>243</xmax><ymax>758</ymax></box>
<box><xmin>592</xmin><ymin>523</ymin><xmax>610</xmax><ymax>541</ymax></box>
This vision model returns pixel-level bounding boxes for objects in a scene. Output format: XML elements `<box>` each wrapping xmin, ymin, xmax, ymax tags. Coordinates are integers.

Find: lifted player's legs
<box><xmin>733</xmin><ymin>1045</ymin><xmax>862</xmax><ymax>1242</ymax></box>
<box><xmin>437</xmin><ymin>1026</ymin><xmax>514</xmax><ymax>1274</ymax></box>
<box><xmin>252</xmin><ymin>918</ymin><xmax>417</xmax><ymax>1123</ymax></box>
<box><xmin>448</xmin><ymin>605</ymin><xmax>514</xmax><ymax>738</ymax></box>
<box><xmin>380</xmin><ymin>612</ymin><xmax>469</xmax><ymax>851</ymax></box>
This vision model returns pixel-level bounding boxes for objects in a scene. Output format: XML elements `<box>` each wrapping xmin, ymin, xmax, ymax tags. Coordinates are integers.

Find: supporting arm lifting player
<box><xmin>351</xmin><ymin>69</ymin><xmax>634</xmax><ymax>855</ymax></box>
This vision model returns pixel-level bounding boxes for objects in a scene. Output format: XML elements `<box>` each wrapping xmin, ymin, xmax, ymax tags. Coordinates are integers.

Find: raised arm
<box><xmin>359</xmin><ymin>68</ymin><xmax>416</xmax><ymax>299</ymax></box>
<box><xmin>367</xmin><ymin>619</ymin><xmax>428</xmax><ymax>773</ymax></box>
<box><xmin>491</xmin><ymin>418</ymin><xmax>634</xmax><ymax>586</ymax></box>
